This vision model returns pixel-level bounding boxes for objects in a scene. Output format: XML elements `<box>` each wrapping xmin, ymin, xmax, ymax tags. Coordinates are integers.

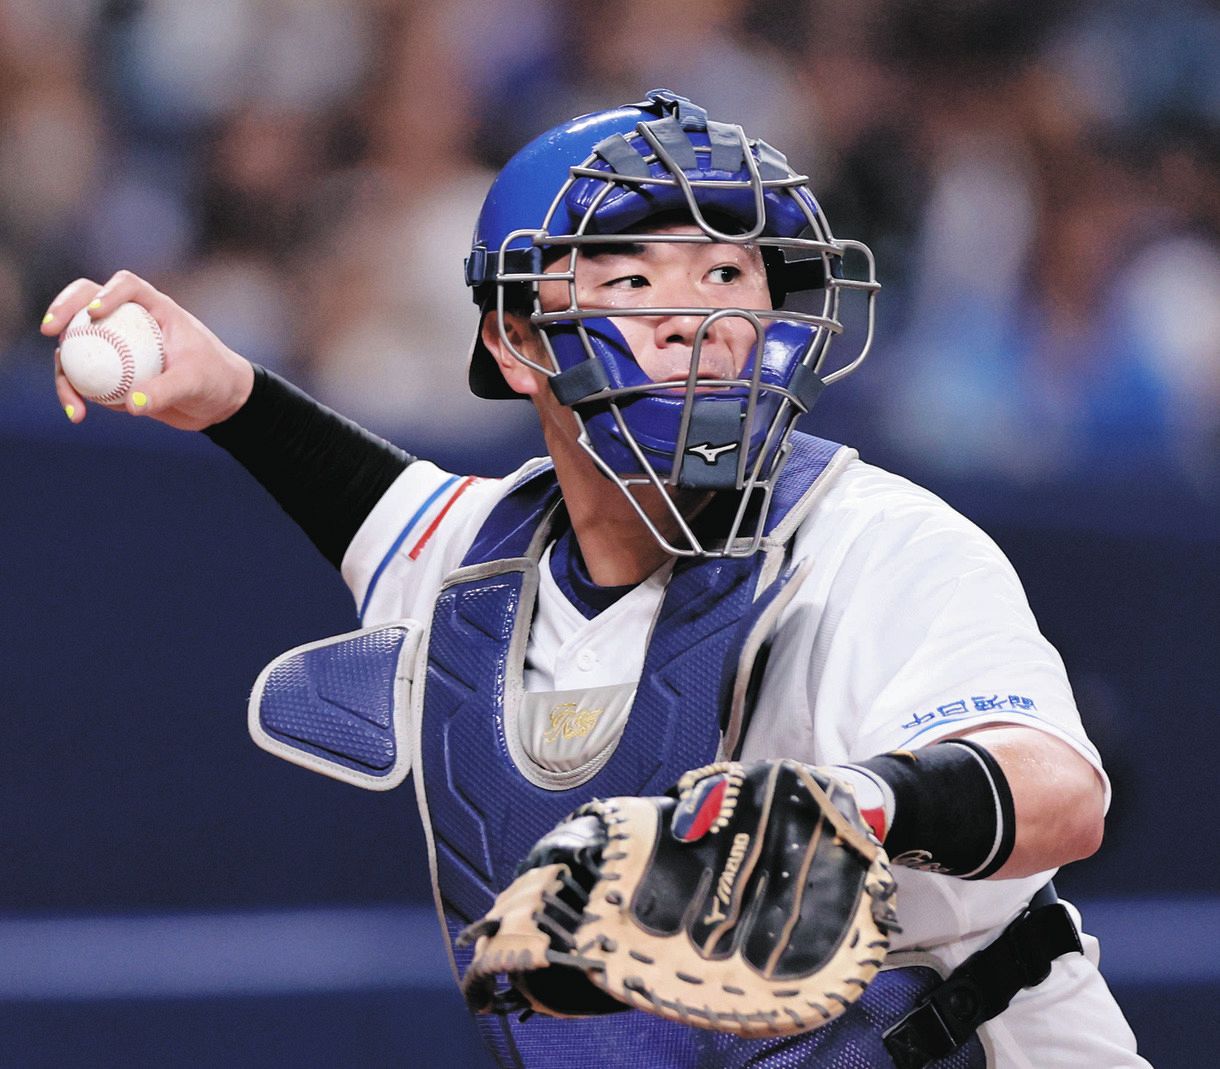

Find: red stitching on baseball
<box><xmin>133</xmin><ymin>304</ymin><xmax>165</xmax><ymax>371</ymax></box>
<box><xmin>63</xmin><ymin>323</ymin><xmax>135</xmax><ymax>404</ymax></box>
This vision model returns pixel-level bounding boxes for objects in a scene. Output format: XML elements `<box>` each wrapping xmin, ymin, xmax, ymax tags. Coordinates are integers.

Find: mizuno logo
<box><xmin>687</xmin><ymin>441</ymin><xmax>738</xmax><ymax>463</ymax></box>
<box><xmin>702</xmin><ymin>832</ymin><xmax>751</xmax><ymax>925</ymax></box>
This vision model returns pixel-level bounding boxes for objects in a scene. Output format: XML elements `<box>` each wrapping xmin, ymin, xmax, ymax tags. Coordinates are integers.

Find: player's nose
<box><xmin>653</xmin><ymin>311</ymin><xmax>705</xmax><ymax>349</ymax></box>
<box><xmin>652</xmin><ymin>309</ymin><xmax>751</xmax><ymax>378</ymax></box>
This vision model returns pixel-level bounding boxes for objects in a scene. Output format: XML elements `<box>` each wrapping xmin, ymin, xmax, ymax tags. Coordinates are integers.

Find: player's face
<box><xmin>538</xmin><ymin>223</ymin><xmax>771</xmax><ymax>384</ymax></box>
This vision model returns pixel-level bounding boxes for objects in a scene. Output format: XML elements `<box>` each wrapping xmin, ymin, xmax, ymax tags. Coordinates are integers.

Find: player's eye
<box><xmin>605</xmin><ymin>274</ymin><xmax>650</xmax><ymax>289</ymax></box>
<box><xmin>708</xmin><ymin>265</ymin><xmax>743</xmax><ymax>284</ymax></box>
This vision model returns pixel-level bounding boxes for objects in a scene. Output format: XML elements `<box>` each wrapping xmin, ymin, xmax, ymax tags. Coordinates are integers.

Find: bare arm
<box><xmin>955</xmin><ymin>724</ymin><xmax>1106</xmax><ymax>879</ymax></box>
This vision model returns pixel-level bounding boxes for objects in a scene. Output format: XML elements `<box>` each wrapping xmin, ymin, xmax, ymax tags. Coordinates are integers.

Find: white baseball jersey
<box><xmin>343</xmin><ymin>453</ymin><xmax>1149</xmax><ymax>1069</ymax></box>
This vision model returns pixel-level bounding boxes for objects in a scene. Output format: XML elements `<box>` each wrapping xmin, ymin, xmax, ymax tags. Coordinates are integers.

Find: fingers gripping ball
<box><xmin>460</xmin><ymin>760</ymin><xmax>900</xmax><ymax>1037</ymax></box>
<box><xmin>60</xmin><ymin>303</ymin><xmax>164</xmax><ymax>404</ymax></box>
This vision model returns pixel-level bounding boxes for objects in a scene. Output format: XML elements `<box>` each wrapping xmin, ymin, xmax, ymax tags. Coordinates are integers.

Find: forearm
<box><xmin>953</xmin><ymin>725</ymin><xmax>1105</xmax><ymax>878</ymax></box>
<box><xmin>203</xmin><ymin>366</ymin><xmax>414</xmax><ymax>568</ymax></box>
<box><xmin>836</xmin><ymin>726</ymin><xmax>1105</xmax><ymax>881</ymax></box>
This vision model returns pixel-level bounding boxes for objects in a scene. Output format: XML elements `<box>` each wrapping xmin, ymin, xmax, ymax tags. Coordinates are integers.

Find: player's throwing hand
<box><xmin>42</xmin><ymin>270</ymin><xmax>253</xmax><ymax>430</ymax></box>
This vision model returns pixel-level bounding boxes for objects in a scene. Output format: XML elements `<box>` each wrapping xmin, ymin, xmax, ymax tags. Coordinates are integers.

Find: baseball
<box><xmin>59</xmin><ymin>302</ymin><xmax>165</xmax><ymax>404</ymax></box>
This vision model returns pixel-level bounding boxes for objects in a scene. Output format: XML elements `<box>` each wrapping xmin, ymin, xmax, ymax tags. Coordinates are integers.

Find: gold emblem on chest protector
<box><xmin>542</xmin><ymin>702</ymin><xmax>605</xmax><ymax>744</ymax></box>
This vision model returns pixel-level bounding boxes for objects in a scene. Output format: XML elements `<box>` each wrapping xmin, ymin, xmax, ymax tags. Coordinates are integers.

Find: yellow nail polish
<box><xmin>131</xmin><ymin>391</ymin><xmax>148</xmax><ymax>408</ymax></box>
<box><xmin>42</xmin><ymin>312</ymin><xmax>55</xmax><ymax>325</ymax></box>
<box><xmin>65</xmin><ymin>404</ymin><xmax>75</xmax><ymax>421</ymax></box>
<box><xmin>87</xmin><ymin>299</ymin><xmax>103</xmax><ymax>311</ymax></box>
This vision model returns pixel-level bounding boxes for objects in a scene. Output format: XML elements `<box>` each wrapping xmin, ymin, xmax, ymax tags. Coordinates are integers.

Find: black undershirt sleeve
<box><xmin>202</xmin><ymin>365</ymin><xmax>414</xmax><ymax>569</ymax></box>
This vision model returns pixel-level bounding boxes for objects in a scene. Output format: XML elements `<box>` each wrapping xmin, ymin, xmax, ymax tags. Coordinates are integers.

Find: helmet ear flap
<box><xmin>468</xmin><ymin>243</ymin><xmax>551</xmax><ymax>399</ymax></box>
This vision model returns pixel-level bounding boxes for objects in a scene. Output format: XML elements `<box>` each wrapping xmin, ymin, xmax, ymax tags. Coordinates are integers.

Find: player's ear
<box><xmin>481</xmin><ymin>310</ymin><xmax>542</xmax><ymax>397</ymax></box>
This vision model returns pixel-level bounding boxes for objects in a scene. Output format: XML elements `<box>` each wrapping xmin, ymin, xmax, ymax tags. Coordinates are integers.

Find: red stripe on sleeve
<box><xmin>408</xmin><ymin>476</ymin><xmax>480</xmax><ymax>560</ymax></box>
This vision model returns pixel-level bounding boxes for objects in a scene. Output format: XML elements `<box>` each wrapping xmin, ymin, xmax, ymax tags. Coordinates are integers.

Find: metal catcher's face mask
<box><xmin>466</xmin><ymin>90</ymin><xmax>879</xmax><ymax>557</ymax></box>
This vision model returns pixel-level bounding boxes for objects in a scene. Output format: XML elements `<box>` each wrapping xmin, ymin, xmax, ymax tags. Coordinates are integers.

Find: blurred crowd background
<box><xmin>2</xmin><ymin>0</ymin><xmax>1217</xmax><ymax>489</ymax></box>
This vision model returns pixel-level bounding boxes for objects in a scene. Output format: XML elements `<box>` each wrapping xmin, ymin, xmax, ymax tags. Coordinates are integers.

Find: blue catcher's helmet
<box><xmin>465</xmin><ymin>89</ymin><xmax>879</xmax><ymax>557</ymax></box>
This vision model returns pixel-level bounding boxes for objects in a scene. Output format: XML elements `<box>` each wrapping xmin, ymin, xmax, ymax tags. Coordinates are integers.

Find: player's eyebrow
<box><xmin>580</xmin><ymin>243</ymin><xmax>648</xmax><ymax>260</ymax></box>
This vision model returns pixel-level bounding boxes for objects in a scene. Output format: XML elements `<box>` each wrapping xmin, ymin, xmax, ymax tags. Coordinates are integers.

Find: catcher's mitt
<box><xmin>459</xmin><ymin>759</ymin><xmax>899</xmax><ymax>1037</ymax></box>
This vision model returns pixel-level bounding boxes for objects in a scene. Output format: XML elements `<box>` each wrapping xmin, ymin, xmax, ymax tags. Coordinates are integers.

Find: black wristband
<box><xmin>857</xmin><ymin>739</ymin><xmax>1016</xmax><ymax>880</ymax></box>
<box><xmin>204</xmin><ymin>366</ymin><xmax>414</xmax><ymax>568</ymax></box>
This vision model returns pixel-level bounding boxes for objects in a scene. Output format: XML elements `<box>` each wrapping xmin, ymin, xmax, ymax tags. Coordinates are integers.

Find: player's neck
<box><xmin>565</xmin><ymin>491</ymin><xmax>677</xmax><ymax>587</ymax></box>
<box><xmin>556</xmin><ymin>466</ymin><xmax>680</xmax><ymax>588</ymax></box>
<box><xmin>540</xmin><ymin>411</ymin><xmax>697</xmax><ymax>587</ymax></box>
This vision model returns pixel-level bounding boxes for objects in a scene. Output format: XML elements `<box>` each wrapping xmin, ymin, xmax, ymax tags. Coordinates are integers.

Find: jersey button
<box><xmin>576</xmin><ymin>648</ymin><xmax>598</xmax><ymax>672</ymax></box>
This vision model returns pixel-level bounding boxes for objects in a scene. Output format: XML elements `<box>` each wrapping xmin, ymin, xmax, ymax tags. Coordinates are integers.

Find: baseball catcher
<box><xmin>45</xmin><ymin>86</ymin><xmax>1149</xmax><ymax>1068</ymax></box>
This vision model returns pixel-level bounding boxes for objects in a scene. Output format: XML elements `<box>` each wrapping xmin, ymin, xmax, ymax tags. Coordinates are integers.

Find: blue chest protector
<box><xmin>413</xmin><ymin>433</ymin><xmax>986</xmax><ymax>1069</ymax></box>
